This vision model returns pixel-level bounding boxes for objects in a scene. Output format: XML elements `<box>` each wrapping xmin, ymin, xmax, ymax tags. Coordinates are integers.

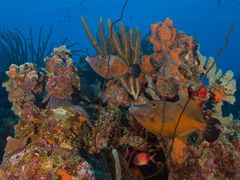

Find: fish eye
<box><xmin>98</xmin><ymin>55</ymin><xmax>105</xmax><ymax>60</ymax></box>
<box><xmin>152</xmin><ymin>103</ymin><xmax>157</xmax><ymax>108</ymax></box>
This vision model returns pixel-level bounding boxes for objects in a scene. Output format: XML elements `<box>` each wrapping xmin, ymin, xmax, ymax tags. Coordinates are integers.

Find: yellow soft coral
<box><xmin>201</xmin><ymin>56</ymin><xmax>236</xmax><ymax>113</ymax></box>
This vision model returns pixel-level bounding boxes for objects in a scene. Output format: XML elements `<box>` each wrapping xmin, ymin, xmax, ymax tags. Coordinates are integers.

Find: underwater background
<box><xmin>0</xmin><ymin>0</ymin><xmax>240</xmax><ymax>179</ymax></box>
<box><xmin>1</xmin><ymin>0</ymin><xmax>240</xmax><ymax>72</ymax></box>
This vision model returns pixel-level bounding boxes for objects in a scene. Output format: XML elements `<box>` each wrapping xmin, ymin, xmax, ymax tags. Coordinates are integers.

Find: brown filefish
<box><xmin>129</xmin><ymin>98</ymin><xmax>220</xmax><ymax>142</ymax></box>
<box><xmin>86</xmin><ymin>54</ymin><xmax>141</xmax><ymax>79</ymax></box>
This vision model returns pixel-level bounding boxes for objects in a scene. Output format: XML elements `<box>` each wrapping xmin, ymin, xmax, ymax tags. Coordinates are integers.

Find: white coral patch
<box><xmin>224</xmin><ymin>95</ymin><xmax>236</xmax><ymax>104</ymax></box>
<box><xmin>52</xmin><ymin>107</ymin><xmax>67</xmax><ymax>116</ymax></box>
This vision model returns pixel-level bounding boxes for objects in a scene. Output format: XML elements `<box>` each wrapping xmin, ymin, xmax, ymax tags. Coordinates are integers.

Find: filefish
<box><xmin>129</xmin><ymin>98</ymin><xmax>220</xmax><ymax>142</ymax></box>
<box><xmin>86</xmin><ymin>54</ymin><xmax>141</xmax><ymax>79</ymax></box>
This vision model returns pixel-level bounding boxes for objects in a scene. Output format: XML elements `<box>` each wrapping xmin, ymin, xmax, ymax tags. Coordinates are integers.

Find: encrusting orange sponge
<box><xmin>57</xmin><ymin>169</ymin><xmax>72</xmax><ymax>180</ymax></box>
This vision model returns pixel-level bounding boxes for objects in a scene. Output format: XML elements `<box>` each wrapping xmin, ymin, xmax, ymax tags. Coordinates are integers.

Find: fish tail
<box><xmin>149</xmin><ymin>153</ymin><xmax>157</xmax><ymax>164</ymax></box>
<box><xmin>130</xmin><ymin>63</ymin><xmax>141</xmax><ymax>78</ymax></box>
<box><xmin>202</xmin><ymin>118</ymin><xmax>221</xmax><ymax>142</ymax></box>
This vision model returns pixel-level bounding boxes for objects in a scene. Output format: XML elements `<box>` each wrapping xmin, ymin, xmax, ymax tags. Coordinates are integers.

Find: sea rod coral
<box><xmin>81</xmin><ymin>17</ymin><xmax>142</xmax><ymax>100</ymax></box>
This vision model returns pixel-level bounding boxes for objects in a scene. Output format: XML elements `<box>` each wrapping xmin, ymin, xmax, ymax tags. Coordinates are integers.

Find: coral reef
<box><xmin>0</xmin><ymin>17</ymin><xmax>239</xmax><ymax>180</ymax></box>
<box><xmin>0</xmin><ymin>68</ymin><xmax>18</xmax><ymax>162</ymax></box>
<box><xmin>1</xmin><ymin>46</ymin><xmax>94</xmax><ymax>179</ymax></box>
<box><xmin>80</xmin><ymin>17</ymin><xmax>239</xmax><ymax>179</ymax></box>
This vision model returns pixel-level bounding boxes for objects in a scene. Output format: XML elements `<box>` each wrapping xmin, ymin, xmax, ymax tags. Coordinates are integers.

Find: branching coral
<box><xmin>0</xmin><ymin>27</ymin><xmax>55</xmax><ymax>67</ymax></box>
<box><xmin>0</xmin><ymin>27</ymin><xmax>82</xmax><ymax>68</ymax></box>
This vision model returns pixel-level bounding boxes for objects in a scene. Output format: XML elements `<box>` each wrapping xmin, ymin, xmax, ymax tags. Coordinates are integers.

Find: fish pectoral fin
<box><xmin>177</xmin><ymin>135</ymin><xmax>188</xmax><ymax>144</ymax></box>
<box><xmin>177</xmin><ymin>127</ymin><xmax>200</xmax><ymax>138</ymax></box>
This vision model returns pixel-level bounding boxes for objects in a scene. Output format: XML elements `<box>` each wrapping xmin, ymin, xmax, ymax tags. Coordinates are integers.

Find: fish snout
<box><xmin>129</xmin><ymin>104</ymin><xmax>149</xmax><ymax>118</ymax></box>
<box><xmin>85</xmin><ymin>56</ymin><xmax>92</xmax><ymax>63</ymax></box>
<box><xmin>129</xmin><ymin>104</ymin><xmax>146</xmax><ymax>123</ymax></box>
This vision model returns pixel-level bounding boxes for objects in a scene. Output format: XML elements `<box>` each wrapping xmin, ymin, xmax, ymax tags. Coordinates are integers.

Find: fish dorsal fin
<box><xmin>158</xmin><ymin>100</ymin><xmax>179</xmax><ymax>122</ymax></box>
<box><xmin>176</xmin><ymin>95</ymin><xmax>203</xmax><ymax>122</ymax></box>
<box><xmin>175</xmin><ymin>95</ymin><xmax>188</xmax><ymax>107</ymax></box>
<box><xmin>110</xmin><ymin>55</ymin><xmax>128</xmax><ymax>66</ymax></box>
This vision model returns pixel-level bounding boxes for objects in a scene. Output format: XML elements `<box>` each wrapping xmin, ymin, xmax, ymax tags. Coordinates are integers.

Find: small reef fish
<box><xmin>129</xmin><ymin>98</ymin><xmax>220</xmax><ymax>142</ymax></box>
<box><xmin>86</xmin><ymin>54</ymin><xmax>141</xmax><ymax>79</ymax></box>
<box><xmin>133</xmin><ymin>152</ymin><xmax>157</xmax><ymax>166</ymax></box>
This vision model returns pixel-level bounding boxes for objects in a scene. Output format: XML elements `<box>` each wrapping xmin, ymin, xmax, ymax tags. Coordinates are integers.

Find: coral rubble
<box><xmin>0</xmin><ymin>18</ymin><xmax>239</xmax><ymax>180</ymax></box>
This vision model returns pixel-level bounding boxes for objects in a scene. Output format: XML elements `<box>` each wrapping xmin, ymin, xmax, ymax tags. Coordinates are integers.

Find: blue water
<box><xmin>0</xmin><ymin>0</ymin><xmax>239</xmax><ymax>74</ymax></box>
